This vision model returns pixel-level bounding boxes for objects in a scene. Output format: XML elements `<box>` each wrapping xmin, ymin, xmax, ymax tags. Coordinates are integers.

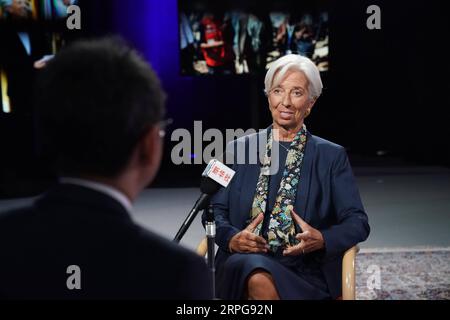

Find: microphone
<box><xmin>173</xmin><ymin>159</ymin><xmax>235</xmax><ymax>243</ymax></box>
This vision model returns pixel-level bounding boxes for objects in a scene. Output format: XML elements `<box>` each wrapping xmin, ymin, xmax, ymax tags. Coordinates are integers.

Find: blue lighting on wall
<box><xmin>112</xmin><ymin>0</ymin><xmax>179</xmax><ymax>82</ymax></box>
<box><xmin>111</xmin><ymin>0</ymin><xmax>202</xmax><ymax>125</ymax></box>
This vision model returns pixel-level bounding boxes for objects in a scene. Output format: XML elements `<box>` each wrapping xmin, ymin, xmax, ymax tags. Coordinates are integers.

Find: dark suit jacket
<box><xmin>0</xmin><ymin>184</ymin><xmax>212</xmax><ymax>299</ymax></box>
<box><xmin>209</xmin><ymin>127</ymin><xmax>370</xmax><ymax>299</ymax></box>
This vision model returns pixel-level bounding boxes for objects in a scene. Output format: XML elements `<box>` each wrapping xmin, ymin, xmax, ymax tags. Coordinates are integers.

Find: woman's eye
<box><xmin>293</xmin><ymin>91</ymin><xmax>303</xmax><ymax>97</ymax></box>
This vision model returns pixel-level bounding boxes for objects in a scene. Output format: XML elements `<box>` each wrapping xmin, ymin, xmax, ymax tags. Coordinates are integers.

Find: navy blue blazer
<box><xmin>209</xmin><ymin>127</ymin><xmax>370</xmax><ymax>299</ymax></box>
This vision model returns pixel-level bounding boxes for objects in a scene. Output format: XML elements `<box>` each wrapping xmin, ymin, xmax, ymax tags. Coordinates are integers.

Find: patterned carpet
<box><xmin>356</xmin><ymin>248</ymin><xmax>450</xmax><ymax>300</ymax></box>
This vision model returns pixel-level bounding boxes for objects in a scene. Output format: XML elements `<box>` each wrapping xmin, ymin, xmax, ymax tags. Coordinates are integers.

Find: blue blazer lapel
<box><xmin>238</xmin><ymin>130</ymin><xmax>267</xmax><ymax>222</ymax></box>
<box><xmin>294</xmin><ymin>131</ymin><xmax>315</xmax><ymax>223</ymax></box>
<box><xmin>239</xmin><ymin>163</ymin><xmax>260</xmax><ymax>222</ymax></box>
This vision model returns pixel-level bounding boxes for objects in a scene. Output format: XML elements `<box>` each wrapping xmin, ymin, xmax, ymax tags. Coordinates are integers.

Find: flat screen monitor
<box><xmin>178</xmin><ymin>0</ymin><xmax>329</xmax><ymax>75</ymax></box>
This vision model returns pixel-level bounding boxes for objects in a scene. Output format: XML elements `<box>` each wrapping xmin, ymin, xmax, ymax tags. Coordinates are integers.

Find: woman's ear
<box><xmin>309</xmin><ymin>97</ymin><xmax>318</xmax><ymax>109</ymax></box>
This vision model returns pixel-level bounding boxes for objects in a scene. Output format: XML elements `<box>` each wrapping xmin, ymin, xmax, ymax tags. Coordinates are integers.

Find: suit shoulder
<box><xmin>132</xmin><ymin>226</ymin><xmax>212</xmax><ymax>298</ymax></box>
<box><xmin>0</xmin><ymin>205</ymin><xmax>36</xmax><ymax>226</ymax></box>
<box><xmin>133</xmin><ymin>225</ymin><xmax>205</xmax><ymax>265</ymax></box>
<box><xmin>227</xmin><ymin>128</ymin><xmax>268</xmax><ymax>147</ymax></box>
<box><xmin>0</xmin><ymin>205</ymin><xmax>40</xmax><ymax>245</ymax></box>
<box><xmin>310</xmin><ymin>134</ymin><xmax>346</xmax><ymax>155</ymax></box>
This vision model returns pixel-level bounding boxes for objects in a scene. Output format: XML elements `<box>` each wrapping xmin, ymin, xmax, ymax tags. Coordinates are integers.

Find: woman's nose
<box><xmin>282</xmin><ymin>93</ymin><xmax>292</xmax><ymax>107</ymax></box>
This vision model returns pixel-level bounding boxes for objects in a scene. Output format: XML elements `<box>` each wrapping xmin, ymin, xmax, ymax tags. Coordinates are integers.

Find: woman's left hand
<box><xmin>283</xmin><ymin>210</ymin><xmax>325</xmax><ymax>256</ymax></box>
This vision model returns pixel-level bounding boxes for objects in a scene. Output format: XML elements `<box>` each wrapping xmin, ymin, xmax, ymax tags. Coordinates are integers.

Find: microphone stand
<box><xmin>173</xmin><ymin>199</ymin><xmax>216</xmax><ymax>298</ymax></box>
<box><xmin>204</xmin><ymin>206</ymin><xmax>216</xmax><ymax>299</ymax></box>
<box><xmin>173</xmin><ymin>194</ymin><xmax>210</xmax><ymax>243</ymax></box>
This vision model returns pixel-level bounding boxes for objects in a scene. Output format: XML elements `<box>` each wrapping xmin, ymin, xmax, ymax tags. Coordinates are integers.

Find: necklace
<box><xmin>273</xmin><ymin>139</ymin><xmax>292</xmax><ymax>152</ymax></box>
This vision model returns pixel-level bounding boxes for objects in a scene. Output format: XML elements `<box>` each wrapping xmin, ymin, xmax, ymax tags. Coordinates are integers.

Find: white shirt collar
<box><xmin>59</xmin><ymin>177</ymin><xmax>133</xmax><ymax>214</ymax></box>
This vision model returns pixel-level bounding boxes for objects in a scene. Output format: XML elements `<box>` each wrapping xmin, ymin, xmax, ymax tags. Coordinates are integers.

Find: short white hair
<box><xmin>264</xmin><ymin>54</ymin><xmax>323</xmax><ymax>100</ymax></box>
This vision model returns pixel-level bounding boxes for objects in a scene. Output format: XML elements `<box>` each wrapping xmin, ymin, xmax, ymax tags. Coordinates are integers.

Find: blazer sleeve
<box><xmin>207</xmin><ymin>173</ymin><xmax>241</xmax><ymax>251</ymax></box>
<box><xmin>321</xmin><ymin>147</ymin><xmax>370</xmax><ymax>257</ymax></box>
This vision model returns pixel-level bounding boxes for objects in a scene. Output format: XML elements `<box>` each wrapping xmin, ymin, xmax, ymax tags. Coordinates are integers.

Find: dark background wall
<box><xmin>0</xmin><ymin>0</ymin><xmax>448</xmax><ymax>196</ymax></box>
<box><xmin>109</xmin><ymin>0</ymin><xmax>450</xmax><ymax>186</ymax></box>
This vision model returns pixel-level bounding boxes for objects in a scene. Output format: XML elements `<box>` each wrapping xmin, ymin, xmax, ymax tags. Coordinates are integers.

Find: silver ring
<box><xmin>302</xmin><ymin>249</ymin><xmax>305</xmax><ymax>254</ymax></box>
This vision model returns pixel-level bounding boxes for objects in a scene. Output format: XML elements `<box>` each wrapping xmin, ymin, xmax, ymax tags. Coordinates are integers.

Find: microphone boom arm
<box><xmin>173</xmin><ymin>193</ymin><xmax>211</xmax><ymax>243</ymax></box>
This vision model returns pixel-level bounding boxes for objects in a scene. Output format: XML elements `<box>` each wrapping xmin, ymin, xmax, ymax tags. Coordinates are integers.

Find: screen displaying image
<box><xmin>179</xmin><ymin>0</ymin><xmax>329</xmax><ymax>75</ymax></box>
<box><xmin>0</xmin><ymin>0</ymin><xmax>39</xmax><ymax>20</ymax></box>
<box><xmin>0</xmin><ymin>0</ymin><xmax>81</xmax><ymax>115</ymax></box>
<box><xmin>51</xmin><ymin>0</ymin><xmax>78</xmax><ymax>19</ymax></box>
<box><xmin>0</xmin><ymin>0</ymin><xmax>78</xmax><ymax>21</ymax></box>
<box><xmin>0</xmin><ymin>31</ymin><xmax>67</xmax><ymax>115</ymax></box>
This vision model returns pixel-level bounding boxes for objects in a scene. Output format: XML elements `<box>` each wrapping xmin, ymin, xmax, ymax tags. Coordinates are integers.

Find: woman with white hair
<box><xmin>206</xmin><ymin>54</ymin><xmax>370</xmax><ymax>299</ymax></box>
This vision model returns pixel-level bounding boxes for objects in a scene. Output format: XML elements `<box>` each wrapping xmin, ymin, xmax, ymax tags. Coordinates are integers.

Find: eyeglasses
<box><xmin>138</xmin><ymin>118</ymin><xmax>173</xmax><ymax>141</ymax></box>
<box><xmin>158</xmin><ymin>118</ymin><xmax>173</xmax><ymax>139</ymax></box>
<box><xmin>269</xmin><ymin>87</ymin><xmax>306</xmax><ymax>99</ymax></box>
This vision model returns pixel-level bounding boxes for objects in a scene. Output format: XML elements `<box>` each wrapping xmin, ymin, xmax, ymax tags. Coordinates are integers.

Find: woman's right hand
<box><xmin>229</xmin><ymin>213</ymin><xmax>269</xmax><ymax>253</ymax></box>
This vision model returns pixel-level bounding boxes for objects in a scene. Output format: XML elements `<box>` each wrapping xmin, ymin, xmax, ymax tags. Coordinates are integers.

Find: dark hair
<box><xmin>35</xmin><ymin>37</ymin><xmax>166</xmax><ymax>177</ymax></box>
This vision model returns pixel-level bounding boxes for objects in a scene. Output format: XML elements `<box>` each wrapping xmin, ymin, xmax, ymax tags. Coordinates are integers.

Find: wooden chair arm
<box><xmin>342</xmin><ymin>245</ymin><xmax>359</xmax><ymax>300</ymax></box>
<box><xmin>196</xmin><ymin>237</ymin><xmax>208</xmax><ymax>256</ymax></box>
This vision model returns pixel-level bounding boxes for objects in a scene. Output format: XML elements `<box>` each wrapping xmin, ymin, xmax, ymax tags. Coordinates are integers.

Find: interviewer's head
<box><xmin>264</xmin><ymin>54</ymin><xmax>322</xmax><ymax>131</ymax></box>
<box><xmin>35</xmin><ymin>37</ymin><xmax>166</xmax><ymax>196</ymax></box>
